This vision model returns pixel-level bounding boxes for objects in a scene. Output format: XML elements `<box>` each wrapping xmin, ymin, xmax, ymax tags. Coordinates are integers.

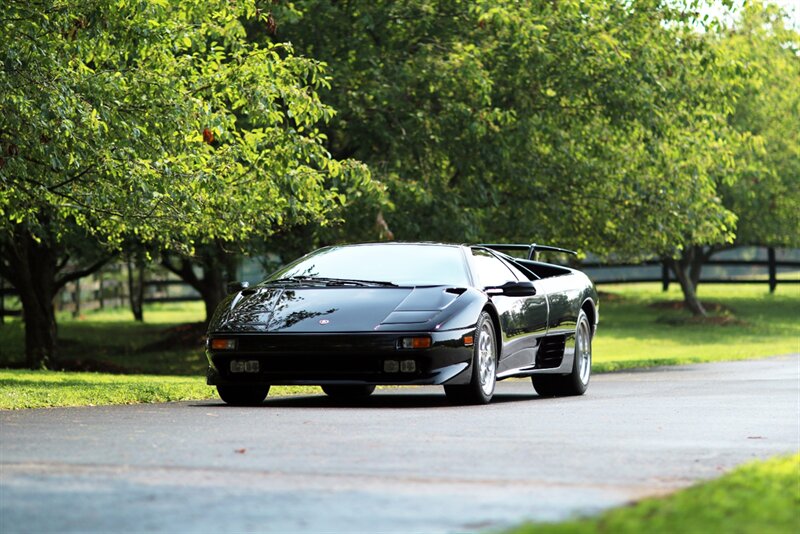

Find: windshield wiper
<box><xmin>319</xmin><ymin>277</ymin><xmax>398</xmax><ymax>287</ymax></box>
<box><xmin>264</xmin><ymin>276</ymin><xmax>398</xmax><ymax>287</ymax></box>
<box><xmin>264</xmin><ymin>276</ymin><xmax>326</xmax><ymax>286</ymax></box>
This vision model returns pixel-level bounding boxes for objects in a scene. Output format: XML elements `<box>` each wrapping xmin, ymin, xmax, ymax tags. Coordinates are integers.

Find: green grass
<box><xmin>0</xmin><ymin>369</ymin><xmax>212</xmax><ymax>409</ymax></box>
<box><xmin>0</xmin><ymin>369</ymin><xmax>320</xmax><ymax>409</ymax></box>
<box><xmin>592</xmin><ymin>283</ymin><xmax>800</xmax><ymax>371</ymax></box>
<box><xmin>0</xmin><ymin>301</ymin><xmax>210</xmax><ymax>375</ymax></box>
<box><xmin>505</xmin><ymin>453</ymin><xmax>800</xmax><ymax>534</ymax></box>
<box><xmin>0</xmin><ymin>283</ymin><xmax>797</xmax><ymax>409</ymax></box>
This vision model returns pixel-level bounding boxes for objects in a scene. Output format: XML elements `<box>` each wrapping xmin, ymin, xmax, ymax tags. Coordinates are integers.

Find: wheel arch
<box><xmin>580</xmin><ymin>298</ymin><xmax>597</xmax><ymax>336</ymax></box>
<box><xmin>481</xmin><ymin>304</ymin><xmax>503</xmax><ymax>358</ymax></box>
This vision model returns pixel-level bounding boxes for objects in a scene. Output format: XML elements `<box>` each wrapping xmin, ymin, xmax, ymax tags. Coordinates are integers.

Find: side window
<box><xmin>506</xmin><ymin>261</ymin><xmax>536</xmax><ymax>281</ymax></box>
<box><xmin>471</xmin><ymin>249</ymin><xmax>519</xmax><ymax>287</ymax></box>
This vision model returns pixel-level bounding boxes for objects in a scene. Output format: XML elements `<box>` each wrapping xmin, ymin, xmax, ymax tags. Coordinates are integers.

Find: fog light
<box><xmin>400</xmin><ymin>360</ymin><xmax>416</xmax><ymax>373</ymax></box>
<box><xmin>245</xmin><ymin>360</ymin><xmax>259</xmax><ymax>373</ymax></box>
<box><xmin>230</xmin><ymin>360</ymin><xmax>246</xmax><ymax>373</ymax></box>
<box><xmin>399</xmin><ymin>336</ymin><xmax>432</xmax><ymax>349</ymax></box>
<box><xmin>384</xmin><ymin>360</ymin><xmax>400</xmax><ymax>373</ymax></box>
<box><xmin>211</xmin><ymin>338</ymin><xmax>237</xmax><ymax>350</ymax></box>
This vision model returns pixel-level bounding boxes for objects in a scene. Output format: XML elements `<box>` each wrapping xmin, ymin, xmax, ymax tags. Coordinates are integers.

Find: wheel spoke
<box><xmin>477</xmin><ymin>323</ymin><xmax>495</xmax><ymax>396</ymax></box>
<box><xmin>576</xmin><ymin>319</ymin><xmax>591</xmax><ymax>385</ymax></box>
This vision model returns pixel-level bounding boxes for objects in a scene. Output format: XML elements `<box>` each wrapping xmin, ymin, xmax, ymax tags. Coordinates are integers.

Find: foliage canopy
<box><xmin>0</xmin><ymin>0</ymin><xmax>379</xmax><ymax>367</ymax></box>
<box><xmin>0</xmin><ymin>0</ymin><xmax>373</xmax><ymax>249</ymax></box>
<box><xmin>272</xmin><ymin>0</ymin><xmax>746</xmax><ymax>259</ymax></box>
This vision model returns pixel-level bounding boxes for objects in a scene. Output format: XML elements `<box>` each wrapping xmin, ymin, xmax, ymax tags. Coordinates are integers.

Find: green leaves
<box><xmin>714</xmin><ymin>1</ymin><xmax>800</xmax><ymax>248</ymax></box>
<box><xmin>2</xmin><ymin>0</ymin><xmax>793</xmax><ymax>266</ymax></box>
<box><xmin>0</xmin><ymin>0</ymin><xmax>376</xmax><ymax>252</ymax></box>
<box><xmin>272</xmin><ymin>0</ymin><xmax>757</xmax><ymax>258</ymax></box>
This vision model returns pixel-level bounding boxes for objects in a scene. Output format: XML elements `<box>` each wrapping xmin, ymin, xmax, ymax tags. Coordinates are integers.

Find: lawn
<box><xmin>0</xmin><ymin>283</ymin><xmax>797</xmax><ymax>409</ymax></box>
<box><xmin>505</xmin><ymin>453</ymin><xmax>800</xmax><ymax>534</ymax></box>
<box><xmin>592</xmin><ymin>283</ymin><xmax>800</xmax><ymax>371</ymax></box>
<box><xmin>0</xmin><ymin>369</ymin><xmax>319</xmax><ymax>410</ymax></box>
<box><xmin>0</xmin><ymin>369</ymin><xmax>212</xmax><ymax>409</ymax></box>
<box><xmin>0</xmin><ymin>302</ymin><xmax>209</xmax><ymax>375</ymax></box>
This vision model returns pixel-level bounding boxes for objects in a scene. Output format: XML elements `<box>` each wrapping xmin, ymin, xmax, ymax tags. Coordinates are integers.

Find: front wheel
<box><xmin>445</xmin><ymin>311</ymin><xmax>497</xmax><ymax>405</ymax></box>
<box><xmin>532</xmin><ymin>309</ymin><xmax>592</xmax><ymax>397</ymax></box>
<box><xmin>217</xmin><ymin>385</ymin><xmax>270</xmax><ymax>406</ymax></box>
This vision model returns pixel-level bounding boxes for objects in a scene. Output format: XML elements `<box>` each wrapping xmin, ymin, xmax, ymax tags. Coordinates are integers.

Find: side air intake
<box><xmin>536</xmin><ymin>336</ymin><xmax>566</xmax><ymax>369</ymax></box>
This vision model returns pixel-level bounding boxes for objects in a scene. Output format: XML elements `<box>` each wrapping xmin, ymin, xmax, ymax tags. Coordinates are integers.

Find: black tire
<box><xmin>532</xmin><ymin>309</ymin><xmax>592</xmax><ymax>397</ymax></box>
<box><xmin>321</xmin><ymin>384</ymin><xmax>376</xmax><ymax>400</ymax></box>
<box><xmin>445</xmin><ymin>311</ymin><xmax>497</xmax><ymax>405</ymax></box>
<box><xmin>217</xmin><ymin>385</ymin><xmax>270</xmax><ymax>406</ymax></box>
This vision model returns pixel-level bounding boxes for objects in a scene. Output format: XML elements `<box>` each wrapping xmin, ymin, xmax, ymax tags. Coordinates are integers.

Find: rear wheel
<box><xmin>321</xmin><ymin>384</ymin><xmax>376</xmax><ymax>400</ymax></box>
<box><xmin>217</xmin><ymin>385</ymin><xmax>270</xmax><ymax>406</ymax></box>
<box><xmin>532</xmin><ymin>309</ymin><xmax>592</xmax><ymax>397</ymax></box>
<box><xmin>445</xmin><ymin>311</ymin><xmax>497</xmax><ymax>405</ymax></box>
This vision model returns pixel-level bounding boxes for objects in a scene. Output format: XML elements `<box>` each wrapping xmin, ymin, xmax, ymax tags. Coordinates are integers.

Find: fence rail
<box><xmin>580</xmin><ymin>248</ymin><xmax>800</xmax><ymax>292</ymax></box>
<box><xmin>0</xmin><ymin>272</ymin><xmax>201</xmax><ymax>323</ymax></box>
<box><xmin>2</xmin><ymin>247</ymin><xmax>798</xmax><ymax>323</ymax></box>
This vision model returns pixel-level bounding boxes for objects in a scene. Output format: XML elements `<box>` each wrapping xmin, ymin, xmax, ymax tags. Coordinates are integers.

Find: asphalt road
<box><xmin>1</xmin><ymin>355</ymin><xmax>798</xmax><ymax>533</ymax></box>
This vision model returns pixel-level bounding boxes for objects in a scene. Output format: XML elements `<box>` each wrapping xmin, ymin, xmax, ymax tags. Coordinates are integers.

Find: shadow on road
<box><xmin>191</xmin><ymin>391</ymin><xmax>542</xmax><ymax>409</ymax></box>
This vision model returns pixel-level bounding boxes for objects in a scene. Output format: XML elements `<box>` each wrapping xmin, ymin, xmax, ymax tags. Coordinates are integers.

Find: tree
<box><xmin>718</xmin><ymin>1</ymin><xmax>800</xmax><ymax>250</ymax></box>
<box><xmin>659</xmin><ymin>1</ymin><xmax>800</xmax><ymax>314</ymax></box>
<box><xmin>271</xmin><ymin>0</ymin><xmax>742</xmax><ymax>314</ymax></box>
<box><xmin>0</xmin><ymin>0</ymin><xmax>374</xmax><ymax>367</ymax></box>
<box><xmin>157</xmin><ymin>159</ymin><xmax>386</xmax><ymax>324</ymax></box>
<box><xmin>0</xmin><ymin>219</ymin><xmax>110</xmax><ymax>368</ymax></box>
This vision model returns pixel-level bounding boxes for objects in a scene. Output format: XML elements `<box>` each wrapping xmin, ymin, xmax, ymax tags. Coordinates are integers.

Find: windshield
<box><xmin>264</xmin><ymin>244</ymin><xmax>471</xmax><ymax>286</ymax></box>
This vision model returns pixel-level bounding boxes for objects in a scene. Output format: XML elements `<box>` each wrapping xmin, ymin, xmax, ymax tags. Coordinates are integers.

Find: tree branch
<box><xmin>55</xmin><ymin>255</ymin><xmax>114</xmax><ymax>291</ymax></box>
<box><xmin>49</xmin><ymin>165</ymin><xmax>96</xmax><ymax>191</ymax></box>
<box><xmin>55</xmin><ymin>254</ymin><xmax>70</xmax><ymax>274</ymax></box>
<box><xmin>161</xmin><ymin>256</ymin><xmax>203</xmax><ymax>293</ymax></box>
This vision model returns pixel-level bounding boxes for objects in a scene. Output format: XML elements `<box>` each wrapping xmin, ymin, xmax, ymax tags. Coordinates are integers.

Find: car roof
<box><xmin>329</xmin><ymin>242</ymin><xmax>465</xmax><ymax>248</ymax></box>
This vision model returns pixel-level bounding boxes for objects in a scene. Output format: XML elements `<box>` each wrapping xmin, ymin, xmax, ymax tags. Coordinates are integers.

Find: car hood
<box><xmin>208</xmin><ymin>286</ymin><xmax>465</xmax><ymax>333</ymax></box>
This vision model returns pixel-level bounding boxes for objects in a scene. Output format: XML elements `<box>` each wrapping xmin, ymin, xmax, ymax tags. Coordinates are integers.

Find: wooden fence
<box><xmin>581</xmin><ymin>247</ymin><xmax>800</xmax><ymax>292</ymax></box>
<box><xmin>1</xmin><ymin>247</ymin><xmax>798</xmax><ymax>323</ymax></box>
<box><xmin>0</xmin><ymin>266</ymin><xmax>200</xmax><ymax>323</ymax></box>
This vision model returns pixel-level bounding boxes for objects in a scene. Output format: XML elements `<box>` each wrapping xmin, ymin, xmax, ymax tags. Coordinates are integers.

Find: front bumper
<box><xmin>205</xmin><ymin>328</ymin><xmax>475</xmax><ymax>386</ymax></box>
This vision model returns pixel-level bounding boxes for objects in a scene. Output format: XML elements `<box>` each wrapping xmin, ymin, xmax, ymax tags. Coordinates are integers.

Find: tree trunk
<box><xmin>72</xmin><ymin>278</ymin><xmax>81</xmax><ymax>319</ymax></box>
<box><xmin>19</xmin><ymin>286</ymin><xmax>58</xmax><ymax>369</ymax></box>
<box><xmin>127</xmin><ymin>256</ymin><xmax>145</xmax><ymax>322</ymax></box>
<box><xmin>3</xmin><ymin>231</ymin><xmax>60</xmax><ymax>368</ymax></box>
<box><xmin>198</xmin><ymin>269</ymin><xmax>227</xmax><ymax>323</ymax></box>
<box><xmin>666</xmin><ymin>257</ymin><xmax>707</xmax><ymax>317</ymax></box>
<box><xmin>161</xmin><ymin>245</ymin><xmax>238</xmax><ymax>324</ymax></box>
<box><xmin>688</xmin><ymin>245</ymin><xmax>704</xmax><ymax>291</ymax></box>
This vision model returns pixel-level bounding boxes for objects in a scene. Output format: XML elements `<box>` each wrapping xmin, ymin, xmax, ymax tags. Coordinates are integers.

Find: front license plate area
<box><xmin>230</xmin><ymin>360</ymin><xmax>260</xmax><ymax>373</ymax></box>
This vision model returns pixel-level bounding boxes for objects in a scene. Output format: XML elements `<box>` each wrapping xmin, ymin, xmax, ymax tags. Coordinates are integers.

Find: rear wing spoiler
<box><xmin>478</xmin><ymin>243</ymin><xmax>577</xmax><ymax>262</ymax></box>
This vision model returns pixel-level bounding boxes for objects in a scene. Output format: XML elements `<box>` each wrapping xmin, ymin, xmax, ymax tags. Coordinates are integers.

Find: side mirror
<box><xmin>486</xmin><ymin>280</ymin><xmax>537</xmax><ymax>297</ymax></box>
<box><xmin>226</xmin><ymin>281</ymin><xmax>250</xmax><ymax>294</ymax></box>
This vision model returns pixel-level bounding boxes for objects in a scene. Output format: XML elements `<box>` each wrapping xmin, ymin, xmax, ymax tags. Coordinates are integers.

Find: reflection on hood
<box><xmin>209</xmin><ymin>286</ymin><xmax>464</xmax><ymax>333</ymax></box>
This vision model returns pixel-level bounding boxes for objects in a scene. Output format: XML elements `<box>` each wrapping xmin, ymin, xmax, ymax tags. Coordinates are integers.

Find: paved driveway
<box><xmin>1</xmin><ymin>355</ymin><xmax>798</xmax><ymax>532</ymax></box>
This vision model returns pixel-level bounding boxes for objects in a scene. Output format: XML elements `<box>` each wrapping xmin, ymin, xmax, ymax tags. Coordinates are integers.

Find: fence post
<box><xmin>661</xmin><ymin>261</ymin><xmax>670</xmax><ymax>292</ymax></box>
<box><xmin>768</xmin><ymin>247</ymin><xmax>777</xmax><ymax>293</ymax></box>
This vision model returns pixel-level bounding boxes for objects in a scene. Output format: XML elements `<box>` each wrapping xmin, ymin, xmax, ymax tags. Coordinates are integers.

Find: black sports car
<box><xmin>206</xmin><ymin>242</ymin><xmax>598</xmax><ymax>405</ymax></box>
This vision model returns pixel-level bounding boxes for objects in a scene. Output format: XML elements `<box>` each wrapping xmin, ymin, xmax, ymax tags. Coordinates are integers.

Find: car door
<box><xmin>469</xmin><ymin>248</ymin><xmax>549</xmax><ymax>374</ymax></box>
